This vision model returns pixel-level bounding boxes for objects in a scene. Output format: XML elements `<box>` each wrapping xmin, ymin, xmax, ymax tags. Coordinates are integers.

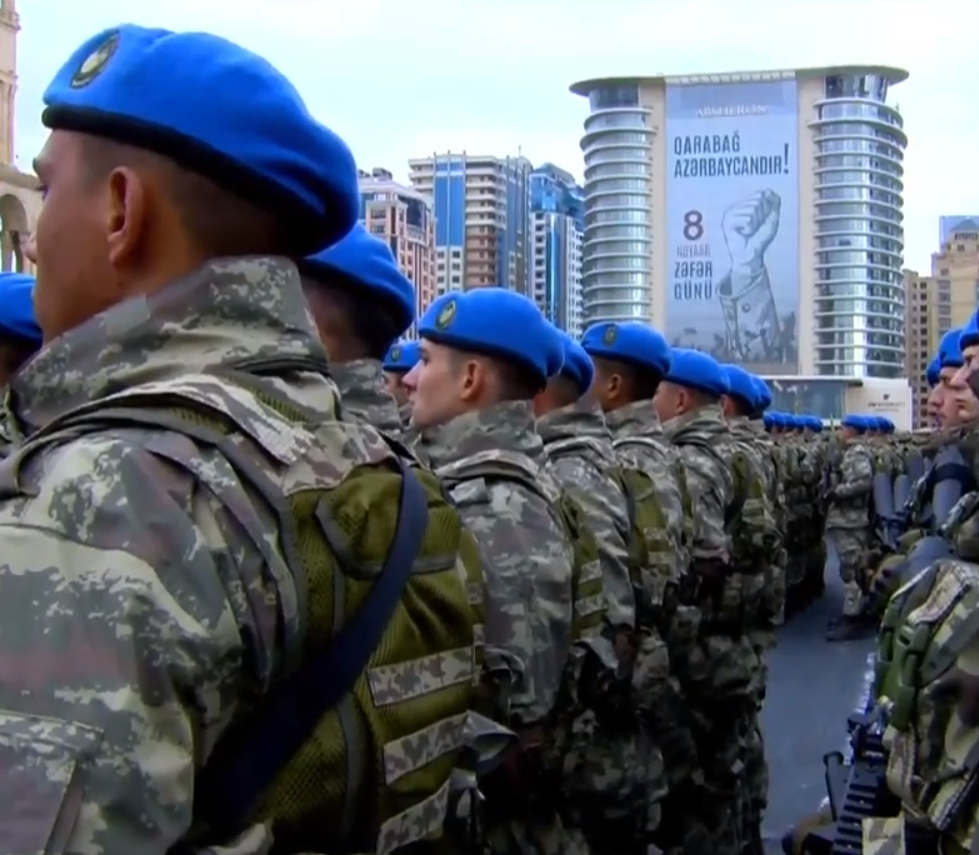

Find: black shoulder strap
<box><xmin>193</xmin><ymin>456</ymin><xmax>429</xmax><ymax>836</ymax></box>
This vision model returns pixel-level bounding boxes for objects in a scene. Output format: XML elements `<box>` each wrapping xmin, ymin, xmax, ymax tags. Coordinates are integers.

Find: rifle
<box><xmin>798</xmin><ymin>708</ymin><xmax>938</xmax><ymax>855</ymax></box>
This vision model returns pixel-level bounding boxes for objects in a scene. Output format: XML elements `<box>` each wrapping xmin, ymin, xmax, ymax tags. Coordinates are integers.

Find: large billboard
<box><xmin>665</xmin><ymin>79</ymin><xmax>799</xmax><ymax>374</ymax></box>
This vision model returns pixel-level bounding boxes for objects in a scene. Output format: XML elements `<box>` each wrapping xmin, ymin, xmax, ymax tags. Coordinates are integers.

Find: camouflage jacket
<box><xmin>0</xmin><ymin>257</ymin><xmax>413</xmax><ymax>854</ymax></box>
<box><xmin>333</xmin><ymin>358</ymin><xmax>406</xmax><ymax>438</ymax></box>
<box><xmin>537</xmin><ymin>398</ymin><xmax>635</xmax><ymax>628</ymax></box>
<box><xmin>426</xmin><ymin>400</ymin><xmax>577</xmax><ymax>723</ymax></box>
<box><xmin>606</xmin><ymin>401</ymin><xmax>690</xmax><ymax>583</ymax></box>
<box><xmin>664</xmin><ymin>405</ymin><xmax>733</xmax><ymax>568</ymax></box>
<box><xmin>825</xmin><ymin>439</ymin><xmax>874</xmax><ymax>529</ymax></box>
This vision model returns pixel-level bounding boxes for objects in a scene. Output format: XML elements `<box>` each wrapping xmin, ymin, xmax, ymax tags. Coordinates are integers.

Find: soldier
<box><xmin>578</xmin><ymin>321</ymin><xmax>697</xmax><ymax>854</ymax></box>
<box><xmin>0</xmin><ymin>272</ymin><xmax>43</xmax><ymax>458</ymax></box>
<box><xmin>824</xmin><ymin>414</ymin><xmax>876</xmax><ymax>640</ymax></box>
<box><xmin>534</xmin><ymin>327</ymin><xmax>659</xmax><ymax>854</ymax></box>
<box><xmin>299</xmin><ymin>222</ymin><xmax>416</xmax><ymax>440</ymax></box>
<box><xmin>403</xmin><ymin>288</ymin><xmax>607</xmax><ymax>855</ymax></box>
<box><xmin>720</xmin><ymin>364</ymin><xmax>783</xmax><ymax>854</ymax></box>
<box><xmin>383</xmin><ymin>339</ymin><xmax>420</xmax><ymax>426</ymax></box>
<box><xmin>14</xmin><ymin>25</ymin><xmax>484</xmax><ymax>854</ymax></box>
<box><xmin>654</xmin><ymin>348</ymin><xmax>768</xmax><ymax>855</ymax></box>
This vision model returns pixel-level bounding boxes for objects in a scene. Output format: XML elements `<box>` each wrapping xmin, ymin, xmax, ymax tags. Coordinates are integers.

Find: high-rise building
<box><xmin>529</xmin><ymin>163</ymin><xmax>585</xmax><ymax>337</ymax></box>
<box><xmin>903</xmin><ymin>219</ymin><xmax>979</xmax><ymax>428</ymax></box>
<box><xmin>570</xmin><ymin>66</ymin><xmax>909</xmax><ymax>381</ymax></box>
<box><xmin>939</xmin><ymin>215</ymin><xmax>979</xmax><ymax>246</ymax></box>
<box><xmin>408</xmin><ymin>152</ymin><xmax>533</xmax><ymax>296</ymax></box>
<box><xmin>358</xmin><ymin>167</ymin><xmax>437</xmax><ymax>337</ymax></box>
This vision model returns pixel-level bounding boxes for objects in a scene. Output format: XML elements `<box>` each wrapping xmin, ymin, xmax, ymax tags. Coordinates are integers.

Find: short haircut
<box><xmin>79</xmin><ymin>137</ymin><xmax>286</xmax><ymax>257</ymax></box>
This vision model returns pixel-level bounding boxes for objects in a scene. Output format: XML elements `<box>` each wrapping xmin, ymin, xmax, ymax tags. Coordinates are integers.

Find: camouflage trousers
<box><xmin>485</xmin><ymin>810</ymin><xmax>591</xmax><ymax>855</ymax></box>
<box><xmin>655</xmin><ymin>632</ymin><xmax>761</xmax><ymax>855</ymax></box>
<box><xmin>826</xmin><ymin>527</ymin><xmax>869</xmax><ymax>617</ymax></box>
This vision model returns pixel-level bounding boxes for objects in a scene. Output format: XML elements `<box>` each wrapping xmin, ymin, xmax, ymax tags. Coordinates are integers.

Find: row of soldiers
<box><xmin>0</xmin><ymin>19</ymin><xmax>943</xmax><ymax>855</ymax></box>
<box><xmin>788</xmin><ymin>323</ymin><xmax>979</xmax><ymax>853</ymax></box>
<box><xmin>0</xmin><ymin>22</ymin><xmax>800</xmax><ymax>855</ymax></box>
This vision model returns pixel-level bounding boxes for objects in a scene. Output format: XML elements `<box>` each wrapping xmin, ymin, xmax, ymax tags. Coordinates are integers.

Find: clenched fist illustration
<box><xmin>722</xmin><ymin>190</ymin><xmax>781</xmax><ymax>275</ymax></box>
<box><xmin>717</xmin><ymin>190</ymin><xmax>783</xmax><ymax>363</ymax></box>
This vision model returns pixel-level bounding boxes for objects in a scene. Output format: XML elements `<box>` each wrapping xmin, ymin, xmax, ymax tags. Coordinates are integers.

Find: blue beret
<box><xmin>960</xmin><ymin>315</ymin><xmax>979</xmax><ymax>352</ymax></box>
<box><xmin>556</xmin><ymin>329</ymin><xmax>595</xmax><ymax>395</ymax></box>
<box><xmin>751</xmin><ymin>376</ymin><xmax>773</xmax><ymax>411</ymax></box>
<box><xmin>809</xmin><ymin>417</ymin><xmax>824</xmax><ymax>433</ymax></box>
<box><xmin>842</xmin><ymin>414</ymin><xmax>865</xmax><ymax>431</ymax></box>
<box><xmin>939</xmin><ymin>327</ymin><xmax>965</xmax><ymax>369</ymax></box>
<box><xmin>417</xmin><ymin>289</ymin><xmax>562</xmax><ymax>387</ymax></box>
<box><xmin>722</xmin><ymin>364</ymin><xmax>756</xmax><ymax>407</ymax></box>
<box><xmin>665</xmin><ymin>348</ymin><xmax>727</xmax><ymax>397</ymax></box>
<box><xmin>579</xmin><ymin>321</ymin><xmax>671</xmax><ymax>376</ymax></box>
<box><xmin>0</xmin><ymin>273</ymin><xmax>42</xmax><ymax>345</ymax></box>
<box><xmin>762</xmin><ymin>411</ymin><xmax>774</xmax><ymax>429</ymax></box>
<box><xmin>769</xmin><ymin>411</ymin><xmax>784</xmax><ymax>428</ymax></box>
<box><xmin>783</xmin><ymin>413</ymin><xmax>798</xmax><ymax>430</ymax></box>
<box><xmin>383</xmin><ymin>340</ymin><xmax>420</xmax><ymax>373</ymax></box>
<box><xmin>42</xmin><ymin>26</ymin><xmax>359</xmax><ymax>256</ymax></box>
<box><xmin>303</xmin><ymin>223</ymin><xmax>416</xmax><ymax>337</ymax></box>
<box><xmin>926</xmin><ymin>356</ymin><xmax>941</xmax><ymax>387</ymax></box>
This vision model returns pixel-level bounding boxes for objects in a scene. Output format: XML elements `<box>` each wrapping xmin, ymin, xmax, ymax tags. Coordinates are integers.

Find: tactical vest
<box><xmin>34</xmin><ymin>369</ymin><xmax>485</xmax><ymax>855</ymax></box>
<box><xmin>875</xmin><ymin>559</ymin><xmax>979</xmax><ymax>848</ymax></box>
<box><xmin>546</xmin><ymin>434</ymin><xmax>680</xmax><ymax>637</ymax></box>
<box><xmin>436</xmin><ymin>448</ymin><xmax>611</xmax><ymax>805</ymax></box>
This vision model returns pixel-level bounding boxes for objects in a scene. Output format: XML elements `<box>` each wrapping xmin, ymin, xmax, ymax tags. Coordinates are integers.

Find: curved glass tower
<box><xmin>810</xmin><ymin>69</ymin><xmax>908</xmax><ymax>378</ymax></box>
<box><xmin>572</xmin><ymin>83</ymin><xmax>654</xmax><ymax>326</ymax></box>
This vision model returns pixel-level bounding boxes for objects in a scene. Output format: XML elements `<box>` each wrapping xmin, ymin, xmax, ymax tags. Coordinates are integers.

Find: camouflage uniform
<box><xmin>538</xmin><ymin>398</ymin><xmax>663</xmax><ymax>853</ymax></box>
<box><xmin>332</xmin><ymin>358</ymin><xmax>407</xmax><ymax>437</ymax></box>
<box><xmin>426</xmin><ymin>400</ymin><xmax>592</xmax><ymax>855</ymax></box>
<box><xmin>825</xmin><ymin>437</ymin><xmax>875</xmax><ymax>618</ymax></box>
<box><xmin>665</xmin><ymin>404</ymin><xmax>762</xmax><ymax>855</ymax></box>
<box><xmin>604</xmin><ymin>401</ymin><xmax>699</xmax><ymax>848</ymax></box>
<box><xmin>0</xmin><ymin>258</ymin><xmax>476</xmax><ymax>853</ymax></box>
<box><xmin>727</xmin><ymin>413</ymin><xmax>784</xmax><ymax>847</ymax></box>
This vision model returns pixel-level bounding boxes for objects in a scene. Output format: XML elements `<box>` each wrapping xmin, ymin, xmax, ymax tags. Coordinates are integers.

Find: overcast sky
<box><xmin>14</xmin><ymin>0</ymin><xmax>979</xmax><ymax>271</ymax></box>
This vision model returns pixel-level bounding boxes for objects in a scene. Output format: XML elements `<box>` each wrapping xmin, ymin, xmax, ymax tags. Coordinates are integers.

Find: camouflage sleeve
<box><xmin>835</xmin><ymin>445</ymin><xmax>875</xmax><ymax>499</ymax></box>
<box><xmin>0</xmin><ymin>435</ymin><xmax>287</xmax><ymax>854</ymax></box>
<box><xmin>677</xmin><ymin>447</ymin><xmax>731</xmax><ymax>563</ymax></box>
<box><xmin>548</xmin><ymin>456</ymin><xmax>635</xmax><ymax>628</ymax></box>
<box><xmin>449</xmin><ymin>477</ymin><xmax>574</xmax><ymax>724</ymax></box>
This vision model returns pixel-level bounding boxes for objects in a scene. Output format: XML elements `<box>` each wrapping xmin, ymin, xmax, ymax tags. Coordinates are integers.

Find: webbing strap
<box><xmin>193</xmin><ymin>457</ymin><xmax>429</xmax><ymax>834</ymax></box>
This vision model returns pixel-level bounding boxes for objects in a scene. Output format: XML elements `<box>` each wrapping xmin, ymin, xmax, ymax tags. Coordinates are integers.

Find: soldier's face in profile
<box><xmin>938</xmin><ymin>366</ymin><xmax>979</xmax><ymax>426</ymax></box>
<box><xmin>29</xmin><ymin>131</ymin><xmax>125</xmax><ymax>343</ymax></box>
<box><xmin>926</xmin><ymin>384</ymin><xmax>944</xmax><ymax>422</ymax></box>
<box><xmin>952</xmin><ymin>344</ymin><xmax>979</xmax><ymax>391</ymax></box>
<box><xmin>383</xmin><ymin>371</ymin><xmax>409</xmax><ymax>406</ymax></box>
<box><xmin>402</xmin><ymin>340</ymin><xmax>467</xmax><ymax>430</ymax></box>
<box><xmin>653</xmin><ymin>380</ymin><xmax>683</xmax><ymax>422</ymax></box>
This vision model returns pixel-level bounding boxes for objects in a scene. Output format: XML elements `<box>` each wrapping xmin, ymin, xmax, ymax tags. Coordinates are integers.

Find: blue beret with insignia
<box><xmin>938</xmin><ymin>327</ymin><xmax>965</xmax><ymax>369</ymax></box>
<box><xmin>721</xmin><ymin>363</ymin><xmax>756</xmax><ymax>408</ymax></box>
<box><xmin>554</xmin><ymin>328</ymin><xmax>594</xmax><ymax>396</ymax></box>
<box><xmin>383</xmin><ymin>340</ymin><xmax>420</xmax><ymax>373</ymax></box>
<box><xmin>960</xmin><ymin>314</ymin><xmax>979</xmax><ymax>352</ymax></box>
<box><xmin>751</xmin><ymin>376</ymin><xmax>773</xmax><ymax>411</ymax></box>
<box><xmin>842</xmin><ymin>414</ymin><xmax>865</xmax><ymax>431</ymax></box>
<box><xmin>926</xmin><ymin>355</ymin><xmax>941</xmax><ymax>388</ymax></box>
<box><xmin>303</xmin><ymin>223</ymin><xmax>416</xmax><ymax>337</ymax></box>
<box><xmin>42</xmin><ymin>25</ymin><xmax>360</xmax><ymax>256</ymax></box>
<box><xmin>579</xmin><ymin>321</ymin><xmax>671</xmax><ymax>376</ymax></box>
<box><xmin>0</xmin><ymin>273</ymin><xmax>42</xmax><ymax>345</ymax></box>
<box><xmin>417</xmin><ymin>289</ymin><xmax>562</xmax><ymax>387</ymax></box>
<box><xmin>666</xmin><ymin>348</ymin><xmax>727</xmax><ymax>397</ymax></box>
